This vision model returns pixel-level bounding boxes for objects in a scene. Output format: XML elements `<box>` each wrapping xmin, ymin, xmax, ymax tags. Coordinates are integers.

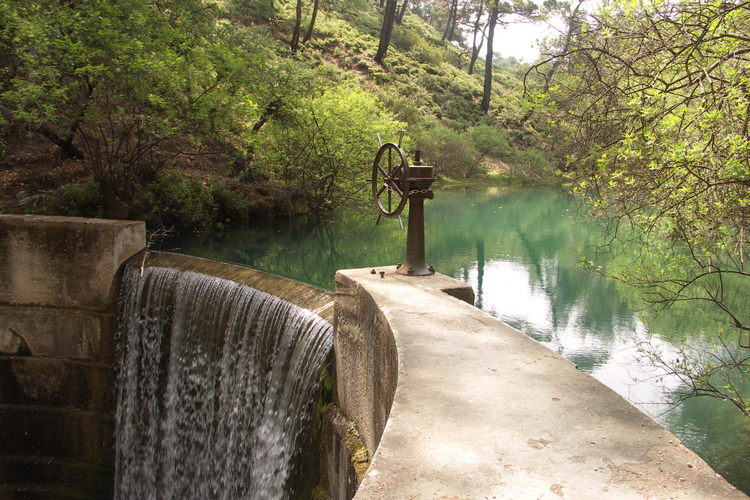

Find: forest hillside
<box><xmin>0</xmin><ymin>0</ymin><xmax>558</xmax><ymax>231</ymax></box>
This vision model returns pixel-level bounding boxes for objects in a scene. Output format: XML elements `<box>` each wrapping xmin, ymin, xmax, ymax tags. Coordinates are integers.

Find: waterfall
<box><xmin>114</xmin><ymin>265</ymin><xmax>333</xmax><ymax>499</ymax></box>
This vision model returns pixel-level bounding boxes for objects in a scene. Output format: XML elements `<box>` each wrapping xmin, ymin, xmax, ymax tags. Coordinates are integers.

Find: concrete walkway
<box><xmin>334</xmin><ymin>267</ymin><xmax>747</xmax><ymax>499</ymax></box>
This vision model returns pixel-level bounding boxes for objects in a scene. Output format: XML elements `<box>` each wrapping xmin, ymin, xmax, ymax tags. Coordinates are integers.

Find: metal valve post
<box><xmin>397</xmin><ymin>151</ymin><xmax>435</xmax><ymax>276</ymax></box>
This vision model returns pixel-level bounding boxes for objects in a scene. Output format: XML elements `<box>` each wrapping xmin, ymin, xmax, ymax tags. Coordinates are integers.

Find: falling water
<box><xmin>114</xmin><ymin>264</ymin><xmax>333</xmax><ymax>499</ymax></box>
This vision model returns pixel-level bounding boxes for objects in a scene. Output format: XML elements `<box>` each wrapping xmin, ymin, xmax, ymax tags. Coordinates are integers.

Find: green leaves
<box><xmin>257</xmin><ymin>83</ymin><xmax>406</xmax><ymax>213</ymax></box>
<box><xmin>0</xmin><ymin>0</ymin><xmax>283</xmax><ymax>214</ymax></box>
<box><xmin>544</xmin><ymin>0</ymin><xmax>750</xmax><ymax>417</ymax></box>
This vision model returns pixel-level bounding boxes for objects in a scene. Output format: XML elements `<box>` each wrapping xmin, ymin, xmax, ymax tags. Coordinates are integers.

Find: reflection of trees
<box><xmin>158</xmin><ymin>188</ymin><xmax>637</xmax><ymax>373</ymax></box>
<box><xmin>159</xmin><ymin>190</ymin><xmax>741</xmax><ymax>357</ymax></box>
<box><xmin>475</xmin><ymin>239</ymin><xmax>484</xmax><ymax>309</ymax></box>
<box><xmin>156</xmin><ymin>211</ymin><xmax>407</xmax><ymax>290</ymax></box>
<box><xmin>664</xmin><ymin>385</ymin><xmax>750</xmax><ymax>493</ymax></box>
<box><xmin>426</xmin><ymin>188</ymin><xmax>640</xmax><ymax>372</ymax></box>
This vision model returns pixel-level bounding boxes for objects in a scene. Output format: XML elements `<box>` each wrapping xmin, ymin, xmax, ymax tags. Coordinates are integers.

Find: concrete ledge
<box><xmin>0</xmin><ymin>215</ymin><xmax>145</xmax><ymax>309</ymax></box>
<box><xmin>334</xmin><ymin>272</ymin><xmax>398</xmax><ymax>455</ymax></box>
<box><xmin>334</xmin><ymin>267</ymin><xmax>747</xmax><ymax>499</ymax></box>
<box><xmin>0</xmin><ymin>406</ymin><xmax>112</xmax><ymax>466</ymax></box>
<box><xmin>0</xmin><ymin>456</ymin><xmax>110</xmax><ymax>498</ymax></box>
<box><xmin>320</xmin><ymin>406</ymin><xmax>370</xmax><ymax>500</ymax></box>
<box><xmin>0</xmin><ymin>484</ymin><xmax>109</xmax><ymax>500</ymax></box>
<box><xmin>0</xmin><ymin>215</ymin><xmax>146</xmax><ymax>498</ymax></box>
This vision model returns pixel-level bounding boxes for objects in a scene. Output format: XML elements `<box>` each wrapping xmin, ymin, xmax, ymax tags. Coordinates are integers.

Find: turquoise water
<box><xmin>156</xmin><ymin>186</ymin><xmax>750</xmax><ymax>493</ymax></box>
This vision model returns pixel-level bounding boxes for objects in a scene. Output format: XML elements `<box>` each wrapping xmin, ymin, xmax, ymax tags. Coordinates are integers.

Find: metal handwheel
<box><xmin>371</xmin><ymin>142</ymin><xmax>410</xmax><ymax>219</ymax></box>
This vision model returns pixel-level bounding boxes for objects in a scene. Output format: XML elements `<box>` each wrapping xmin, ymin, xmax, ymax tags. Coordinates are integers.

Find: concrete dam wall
<box><xmin>0</xmin><ymin>216</ymin><xmax>145</xmax><ymax>499</ymax></box>
<box><xmin>0</xmin><ymin>215</ymin><xmax>335</xmax><ymax>498</ymax></box>
<box><xmin>0</xmin><ymin>215</ymin><xmax>747</xmax><ymax>499</ymax></box>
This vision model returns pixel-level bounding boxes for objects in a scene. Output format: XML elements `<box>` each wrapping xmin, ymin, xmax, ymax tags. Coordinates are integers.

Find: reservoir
<box><xmin>157</xmin><ymin>186</ymin><xmax>750</xmax><ymax>494</ymax></box>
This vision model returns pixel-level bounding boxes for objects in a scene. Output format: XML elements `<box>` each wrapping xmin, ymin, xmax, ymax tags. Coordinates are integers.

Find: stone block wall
<box><xmin>0</xmin><ymin>215</ymin><xmax>145</xmax><ymax>499</ymax></box>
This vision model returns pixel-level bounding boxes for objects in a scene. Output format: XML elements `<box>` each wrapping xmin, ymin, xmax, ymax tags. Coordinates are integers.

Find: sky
<box><xmin>493</xmin><ymin>15</ymin><xmax>566</xmax><ymax>63</ymax></box>
<box><xmin>491</xmin><ymin>0</ymin><xmax>602</xmax><ymax>63</ymax></box>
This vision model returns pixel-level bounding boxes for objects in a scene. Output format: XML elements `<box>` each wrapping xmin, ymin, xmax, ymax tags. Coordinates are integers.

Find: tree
<box><xmin>375</xmin><ymin>0</ymin><xmax>399</xmax><ymax>64</ymax></box>
<box><xmin>442</xmin><ymin>0</ymin><xmax>459</xmax><ymax>41</ymax></box>
<box><xmin>1</xmin><ymin>0</ymin><xmax>270</xmax><ymax>217</ymax></box>
<box><xmin>0</xmin><ymin>0</ymin><xmax>101</xmax><ymax>160</ymax></box>
<box><xmin>235</xmin><ymin>60</ymin><xmax>312</xmax><ymax>178</ymax></box>
<box><xmin>291</xmin><ymin>0</ymin><xmax>304</xmax><ymax>53</ymax></box>
<box><xmin>480</xmin><ymin>0</ymin><xmax>499</xmax><ymax>112</ymax></box>
<box><xmin>258</xmin><ymin>85</ymin><xmax>406</xmax><ymax>213</ymax></box>
<box><xmin>291</xmin><ymin>0</ymin><xmax>320</xmax><ymax>55</ymax></box>
<box><xmin>480</xmin><ymin>0</ymin><xmax>537</xmax><ymax>112</ymax></box>
<box><xmin>395</xmin><ymin>0</ymin><xmax>409</xmax><ymax>24</ymax></box>
<box><xmin>548</xmin><ymin>0</ymin><xmax>750</xmax><ymax>416</ymax></box>
<box><xmin>302</xmin><ymin>0</ymin><xmax>320</xmax><ymax>44</ymax></box>
<box><xmin>522</xmin><ymin>0</ymin><xmax>584</xmax><ymax>122</ymax></box>
<box><xmin>467</xmin><ymin>0</ymin><xmax>487</xmax><ymax>75</ymax></box>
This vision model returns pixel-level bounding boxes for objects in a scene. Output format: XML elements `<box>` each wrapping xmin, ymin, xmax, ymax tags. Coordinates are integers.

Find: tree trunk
<box><xmin>468</xmin><ymin>36</ymin><xmax>484</xmax><ymax>75</ymax></box>
<box><xmin>39</xmin><ymin>125</ymin><xmax>85</xmax><ymax>160</ymax></box>
<box><xmin>235</xmin><ymin>99</ymin><xmax>282</xmax><ymax>177</ymax></box>
<box><xmin>448</xmin><ymin>0</ymin><xmax>460</xmax><ymax>41</ymax></box>
<box><xmin>302</xmin><ymin>0</ymin><xmax>319</xmax><ymax>44</ymax></box>
<box><xmin>542</xmin><ymin>0</ymin><xmax>583</xmax><ymax>85</ymax></box>
<box><xmin>442</xmin><ymin>0</ymin><xmax>458</xmax><ymax>41</ymax></box>
<box><xmin>37</xmin><ymin>78</ymin><xmax>95</xmax><ymax>160</ymax></box>
<box><xmin>290</xmin><ymin>0</ymin><xmax>303</xmax><ymax>53</ymax></box>
<box><xmin>395</xmin><ymin>0</ymin><xmax>408</xmax><ymax>24</ymax></box>
<box><xmin>468</xmin><ymin>0</ymin><xmax>486</xmax><ymax>75</ymax></box>
<box><xmin>480</xmin><ymin>0</ymin><xmax>499</xmax><ymax>113</ymax></box>
<box><xmin>375</xmin><ymin>0</ymin><xmax>398</xmax><ymax>64</ymax></box>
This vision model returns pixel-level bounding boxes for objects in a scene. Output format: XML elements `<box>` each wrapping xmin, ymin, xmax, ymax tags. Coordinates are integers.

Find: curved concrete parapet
<box><xmin>334</xmin><ymin>267</ymin><xmax>748</xmax><ymax>499</ymax></box>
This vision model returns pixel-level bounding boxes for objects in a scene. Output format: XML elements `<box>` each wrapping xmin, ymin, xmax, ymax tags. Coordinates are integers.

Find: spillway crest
<box><xmin>114</xmin><ymin>264</ymin><xmax>333</xmax><ymax>499</ymax></box>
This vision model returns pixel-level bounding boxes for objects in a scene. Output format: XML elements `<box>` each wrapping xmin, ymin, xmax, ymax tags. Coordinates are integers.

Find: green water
<box><xmin>156</xmin><ymin>186</ymin><xmax>750</xmax><ymax>493</ymax></box>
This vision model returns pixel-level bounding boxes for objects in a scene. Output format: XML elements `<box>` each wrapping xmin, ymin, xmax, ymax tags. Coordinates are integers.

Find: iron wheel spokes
<box><xmin>371</xmin><ymin>143</ymin><xmax>410</xmax><ymax>218</ymax></box>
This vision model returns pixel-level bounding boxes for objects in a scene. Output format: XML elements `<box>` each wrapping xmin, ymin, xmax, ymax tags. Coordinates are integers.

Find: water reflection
<box><xmin>157</xmin><ymin>186</ymin><xmax>749</xmax><ymax>494</ymax></box>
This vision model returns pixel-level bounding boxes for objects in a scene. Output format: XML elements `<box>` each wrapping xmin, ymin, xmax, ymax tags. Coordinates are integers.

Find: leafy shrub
<box><xmin>337</xmin><ymin>3</ymin><xmax>381</xmax><ymax>37</ymax></box>
<box><xmin>257</xmin><ymin>84</ymin><xmax>406</xmax><ymax>213</ymax></box>
<box><xmin>56</xmin><ymin>178</ymin><xmax>105</xmax><ymax>218</ymax></box>
<box><xmin>410</xmin><ymin>41</ymin><xmax>444</xmax><ymax>65</ymax></box>
<box><xmin>468</xmin><ymin>125</ymin><xmax>513</xmax><ymax>161</ymax></box>
<box><xmin>146</xmin><ymin>171</ymin><xmax>219</xmax><ymax>231</ymax></box>
<box><xmin>356</xmin><ymin>59</ymin><xmax>371</xmax><ymax>72</ymax></box>
<box><xmin>209</xmin><ymin>178</ymin><xmax>248</xmax><ymax>224</ymax></box>
<box><xmin>414</xmin><ymin>120</ymin><xmax>479</xmax><ymax>178</ymax></box>
<box><xmin>391</xmin><ymin>26</ymin><xmax>422</xmax><ymax>52</ymax></box>
<box><xmin>378</xmin><ymin>91</ymin><xmax>423</xmax><ymax>124</ymax></box>
<box><xmin>507</xmin><ymin>147</ymin><xmax>555</xmax><ymax>182</ymax></box>
<box><xmin>228</xmin><ymin>0</ymin><xmax>275</xmax><ymax>21</ymax></box>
